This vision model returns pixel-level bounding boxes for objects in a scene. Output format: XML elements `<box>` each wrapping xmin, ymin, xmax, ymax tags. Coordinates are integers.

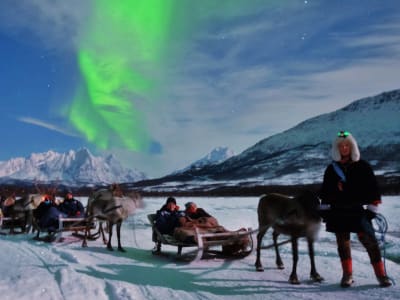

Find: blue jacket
<box><xmin>155</xmin><ymin>209</ymin><xmax>185</xmax><ymax>234</ymax></box>
<box><xmin>34</xmin><ymin>200</ymin><xmax>65</xmax><ymax>231</ymax></box>
<box><xmin>58</xmin><ymin>198</ymin><xmax>85</xmax><ymax>217</ymax></box>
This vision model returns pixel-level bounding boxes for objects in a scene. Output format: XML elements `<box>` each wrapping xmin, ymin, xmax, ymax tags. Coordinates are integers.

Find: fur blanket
<box><xmin>173</xmin><ymin>216</ymin><xmax>250</xmax><ymax>255</ymax></box>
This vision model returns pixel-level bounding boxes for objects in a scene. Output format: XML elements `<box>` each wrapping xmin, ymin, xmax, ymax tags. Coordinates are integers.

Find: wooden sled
<box><xmin>54</xmin><ymin>217</ymin><xmax>100</xmax><ymax>242</ymax></box>
<box><xmin>32</xmin><ymin>215</ymin><xmax>100</xmax><ymax>243</ymax></box>
<box><xmin>0</xmin><ymin>216</ymin><xmax>32</xmax><ymax>234</ymax></box>
<box><xmin>0</xmin><ymin>216</ymin><xmax>12</xmax><ymax>234</ymax></box>
<box><xmin>147</xmin><ymin>214</ymin><xmax>254</xmax><ymax>261</ymax></box>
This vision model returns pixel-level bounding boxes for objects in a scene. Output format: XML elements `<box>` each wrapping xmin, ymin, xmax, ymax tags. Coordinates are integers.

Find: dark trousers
<box><xmin>335</xmin><ymin>231</ymin><xmax>382</xmax><ymax>264</ymax></box>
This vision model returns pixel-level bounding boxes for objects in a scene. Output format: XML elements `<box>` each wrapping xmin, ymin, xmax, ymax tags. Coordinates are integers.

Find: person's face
<box><xmin>66</xmin><ymin>193</ymin><xmax>73</xmax><ymax>200</ymax></box>
<box><xmin>166</xmin><ymin>202</ymin><xmax>176</xmax><ymax>211</ymax></box>
<box><xmin>339</xmin><ymin>141</ymin><xmax>351</xmax><ymax>158</ymax></box>
<box><xmin>186</xmin><ymin>204</ymin><xmax>197</xmax><ymax>214</ymax></box>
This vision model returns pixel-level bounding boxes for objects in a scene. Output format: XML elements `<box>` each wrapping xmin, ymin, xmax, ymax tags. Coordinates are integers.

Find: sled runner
<box><xmin>0</xmin><ymin>216</ymin><xmax>12</xmax><ymax>234</ymax></box>
<box><xmin>31</xmin><ymin>214</ymin><xmax>101</xmax><ymax>243</ymax></box>
<box><xmin>148</xmin><ymin>213</ymin><xmax>254</xmax><ymax>260</ymax></box>
<box><xmin>54</xmin><ymin>216</ymin><xmax>100</xmax><ymax>242</ymax></box>
<box><xmin>0</xmin><ymin>216</ymin><xmax>31</xmax><ymax>234</ymax></box>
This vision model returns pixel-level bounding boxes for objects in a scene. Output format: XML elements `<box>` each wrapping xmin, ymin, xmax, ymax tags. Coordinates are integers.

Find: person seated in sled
<box><xmin>174</xmin><ymin>202</ymin><xmax>250</xmax><ymax>255</ymax></box>
<box><xmin>154</xmin><ymin>197</ymin><xmax>185</xmax><ymax>235</ymax></box>
<box><xmin>184</xmin><ymin>202</ymin><xmax>211</xmax><ymax>218</ymax></box>
<box><xmin>33</xmin><ymin>194</ymin><xmax>65</xmax><ymax>232</ymax></box>
<box><xmin>179</xmin><ymin>201</ymin><xmax>219</xmax><ymax>228</ymax></box>
<box><xmin>1</xmin><ymin>195</ymin><xmax>14</xmax><ymax>217</ymax></box>
<box><xmin>58</xmin><ymin>190</ymin><xmax>85</xmax><ymax>218</ymax></box>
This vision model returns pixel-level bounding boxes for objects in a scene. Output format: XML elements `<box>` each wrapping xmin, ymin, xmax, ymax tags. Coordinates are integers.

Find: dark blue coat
<box><xmin>34</xmin><ymin>200</ymin><xmax>66</xmax><ymax>231</ymax></box>
<box><xmin>58</xmin><ymin>198</ymin><xmax>85</xmax><ymax>217</ymax></box>
<box><xmin>319</xmin><ymin>159</ymin><xmax>381</xmax><ymax>233</ymax></box>
<box><xmin>155</xmin><ymin>209</ymin><xmax>185</xmax><ymax>235</ymax></box>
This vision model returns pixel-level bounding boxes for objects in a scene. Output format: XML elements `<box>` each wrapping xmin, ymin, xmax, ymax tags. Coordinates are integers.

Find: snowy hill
<box><xmin>154</xmin><ymin>89</ymin><xmax>400</xmax><ymax>186</ymax></box>
<box><xmin>0</xmin><ymin>148</ymin><xmax>146</xmax><ymax>186</ymax></box>
<box><xmin>173</xmin><ymin>146</ymin><xmax>235</xmax><ymax>174</ymax></box>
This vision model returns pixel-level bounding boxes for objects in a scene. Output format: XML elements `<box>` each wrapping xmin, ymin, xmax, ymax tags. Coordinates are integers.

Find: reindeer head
<box><xmin>128</xmin><ymin>192</ymin><xmax>144</xmax><ymax>209</ymax></box>
<box><xmin>296</xmin><ymin>190</ymin><xmax>322</xmax><ymax>222</ymax></box>
<box><xmin>3</xmin><ymin>195</ymin><xmax>16</xmax><ymax>207</ymax></box>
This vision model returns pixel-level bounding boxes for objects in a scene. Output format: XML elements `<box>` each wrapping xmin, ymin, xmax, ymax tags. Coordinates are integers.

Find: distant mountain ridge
<box><xmin>2</xmin><ymin>89</ymin><xmax>399</xmax><ymax>190</ymax></box>
<box><xmin>151</xmin><ymin>89</ymin><xmax>400</xmax><ymax>186</ymax></box>
<box><xmin>173</xmin><ymin>146</ymin><xmax>235</xmax><ymax>174</ymax></box>
<box><xmin>0</xmin><ymin>148</ymin><xmax>146</xmax><ymax>186</ymax></box>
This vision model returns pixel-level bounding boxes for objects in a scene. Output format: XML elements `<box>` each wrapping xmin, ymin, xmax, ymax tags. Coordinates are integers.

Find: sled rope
<box><xmin>130</xmin><ymin>215</ymin><xmax>140</xmax><ymax>249</ymax></box>
<box><xmin>373</xmin><ymin>213</ymin><xmax>395</xmax><ymax>285</ymax></box>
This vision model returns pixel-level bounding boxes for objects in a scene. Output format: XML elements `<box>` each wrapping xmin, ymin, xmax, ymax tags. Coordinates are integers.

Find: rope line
<box><xmin>373</xmin><ymin>213</ymin><xmax>395</xmax><ymax>285</ymax></box>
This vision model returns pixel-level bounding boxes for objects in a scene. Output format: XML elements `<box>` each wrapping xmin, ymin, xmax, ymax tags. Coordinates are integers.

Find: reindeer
<box><xmin>255</xmin><ymin>191</ymin><xmax>324</xmax><ymax>284</ymax></box>
<box><xmin>1</xmin><ymin>193</ymin><xmax>43</xmax><ymax>234</ymax></box>
<box><xmin>82</xmin><ymin>187</ymin><xmax>143</xmax><ymax>252</ymax></box>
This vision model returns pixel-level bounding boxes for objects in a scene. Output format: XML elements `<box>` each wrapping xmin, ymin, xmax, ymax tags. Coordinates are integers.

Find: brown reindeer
<box><xmin>82</xmin><ymin>188</ymin><xmax>143</xmax><ymax>252</ymax></box>
<box><xmin>1</xmin><ymin>193</ymin><xmax>43</xmax><ymax>234</ymax></box>
<box><xmin>255</xmin><ymin>191</ymin><xmax>324</xmax><ymax>284</ymax></box>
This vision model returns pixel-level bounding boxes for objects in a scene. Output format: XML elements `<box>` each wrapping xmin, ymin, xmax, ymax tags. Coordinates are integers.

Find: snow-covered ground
<box><xmin>1</xmin><ymin>196</ymin><xmax>399</xmax><ymax>300</ymax></box>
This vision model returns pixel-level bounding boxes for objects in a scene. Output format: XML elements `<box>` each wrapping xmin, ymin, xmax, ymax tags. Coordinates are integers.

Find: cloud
<box><xmin>18</xmin><ymin>117</ymin><xmax>79</xmax><ymax>137</ymax></box>
<box><xmin>0</xmin><ymin>0</ymin><xmax>91</xmax><ymax>51</ymax></box>
<box><xmin>131</xmin><ymin>8</ymin><xmax>400</xmax><ymax>177</ymax></box>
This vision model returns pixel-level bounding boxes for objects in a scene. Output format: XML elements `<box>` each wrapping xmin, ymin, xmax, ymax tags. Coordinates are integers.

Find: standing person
<box><xmin>58</xmin><ymin>190</ymin><xmax>85</xmax><ymax>218</ymax></box>
<box><xmin>319</xmin><ymin>130</ymin><xmax>391</xmax><ymax>288</ymax></box>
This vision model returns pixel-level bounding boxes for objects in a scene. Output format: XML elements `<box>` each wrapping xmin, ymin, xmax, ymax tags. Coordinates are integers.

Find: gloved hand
<box><xmin>366</xmin><ymin>203</ymin><xmax>379</xmax><ymax>220</ymax></box>
<box><xmin>318</xmin><ymin>204</ymin><xmax>331</xmax><ymax>222</ymax></box>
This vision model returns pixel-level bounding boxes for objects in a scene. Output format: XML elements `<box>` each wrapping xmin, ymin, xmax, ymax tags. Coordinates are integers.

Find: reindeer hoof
<box><xmin>277</xmin><ymin>263</ymin><xmax>285</xmax><ymax>270</ymax></box>
<box><xmin>118</xmin><ymin>247</ymin><xmax>126</xmax><ymax>252</ymax></box>
<box><xmin>107</xmin><ymin>246</ymin><xmax>114</xmax><ymax>251</ymax></box>
<box><xmin>311</xmin><ymin>273</ymin><xmax>324</xmax><ymax>282</ymax></box>
<box><xmin>289</xmin><ymin>275</ymin><xmax>300</xmax><ymax>284</ymax></box>
<box><xmin>255</xmin><ymin>265</ymin><xmax>264</xmax><ymax>272</ymax></box>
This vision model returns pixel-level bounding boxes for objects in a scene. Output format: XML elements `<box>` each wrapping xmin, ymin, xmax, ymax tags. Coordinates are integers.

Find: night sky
<box><xmin>0</xmin><ymin>0</ymin><xmax>399</xmax><ymax>177</ymax></box>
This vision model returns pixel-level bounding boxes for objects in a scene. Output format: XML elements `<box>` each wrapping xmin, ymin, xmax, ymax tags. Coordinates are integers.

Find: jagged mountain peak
<box><xmin>0</xmin><ymin>149</ymin><xmax>146</xmax><ymax>186</ymax></box>
<box><xmin>174</xmin><ymin>146</ymin><xmax>235</xmax><ymax>174</ymax></box>
<box><xmin>204</xmin><ymin>146</ymin><xmax>235</xmax><ymax>161</ymax></box>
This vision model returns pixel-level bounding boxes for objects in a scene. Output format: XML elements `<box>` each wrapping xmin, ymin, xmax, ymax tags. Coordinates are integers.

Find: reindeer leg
<box><xmin>273</xmin><ymin>230</ymin><xmax>284</xmax><ymax>269</ymax></box>
<box><xmin>100</xmin><ymin>222</ymin><xmax>108</xmax><ymax>244</ymax></box>
<box><xmin>255</xmin><ymin>226</ymin><xmax>268</xmax><ymax>272</ymax></box>
<box><xmin>9</xmin><ymin>220</ymin><xmax>15</xmax><ymax>235</ymax></box>
<box><xmin>308</xmin><ymin>237</ymin><xmax>324</xmax><ymax>282</ymax></box>
<box><xmin>107</xmin><ymin>222</ymin><xmax>114</xmax><ymax>251</ymax></box>
<box><xmin>25</xmin><ymin>211</ymin><xmax>33</xmax><ymax>233</ymax></box>
<box><xmin>116</xmin><ymin>221</ymin><xmax>125</xmax><ymax>252</ymax></box>
<box><xmin>289</xmin><ymin>238</ymin><xmax>300</xmax><ymax>284</ymax></box>
<box><xmin>34</xmin><ymin>227</ymin><xmax>41</xmax><ymax>241</ymax></box>
<box><xmin>82</xmin><ymin>219</ymin><xmax>90</xmax><ymax>247</ymax></box>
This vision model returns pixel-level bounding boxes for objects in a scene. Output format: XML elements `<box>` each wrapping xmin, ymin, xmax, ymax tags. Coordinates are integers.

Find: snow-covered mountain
<box><xmin>173</xmin><ymin>146</ymin><xmax>235</xmax><ymax>174</ymax></box>
<box><xmin>154</xmin><ymin>89</ymin><xmax>400</xmax><ymax>185</ymax></box>
<box><xmin>0</xmin><ymin>148</ymin><xmax>146</xmax><ymax>186</ymax></box>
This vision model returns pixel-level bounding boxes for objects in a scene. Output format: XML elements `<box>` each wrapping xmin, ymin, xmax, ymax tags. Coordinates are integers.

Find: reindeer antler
<box><xmin>110</xmin><ymin>183</ymin><xmax>124</xmax><ymax>197</ymax></box>
<box><xmin>49</xmin><ymin>179</ymin><xmax>60</xmax><ymax>196</ymax></box>
<box><xmin>34</xmin><ymin>182</ymin><xmax>42</xmax><ymax>194</ymax></box>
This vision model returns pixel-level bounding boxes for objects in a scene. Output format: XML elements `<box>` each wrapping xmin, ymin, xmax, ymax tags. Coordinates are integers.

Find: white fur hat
<box><xmin>331</xmin><ymin>131</ymin><xmax>360</xmax><ymax>162</ymax></box>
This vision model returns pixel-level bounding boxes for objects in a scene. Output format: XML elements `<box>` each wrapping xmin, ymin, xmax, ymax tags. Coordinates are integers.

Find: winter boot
<box><xmin>373</xmin><ymin>261</ymin><xmax>392</xmax><ymax>287</ymax></box>
<box><xmin>340</xmin><ymin>259</ymin><xmax>354</xmax><ymax>288</ymax></box>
